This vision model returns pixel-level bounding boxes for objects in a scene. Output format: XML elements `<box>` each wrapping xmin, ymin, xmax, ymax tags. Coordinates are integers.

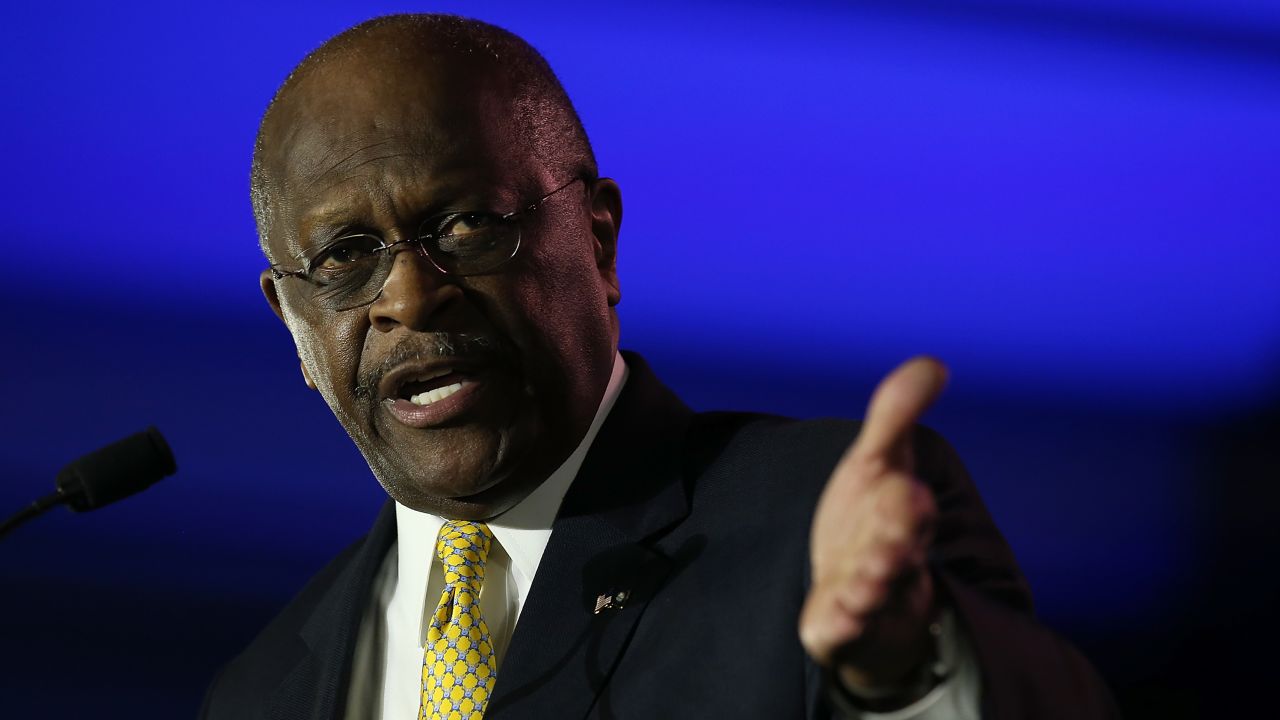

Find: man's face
<box><xmin>258</xmin><ymin>54</ymin><xmax>621</xmax><ymax>520</ymax></box>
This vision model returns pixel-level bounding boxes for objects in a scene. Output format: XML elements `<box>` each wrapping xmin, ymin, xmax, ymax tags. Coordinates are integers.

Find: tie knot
<box><xmin>435</xmin><ymin>520</ymin><xmax>494</xmax><ymax>588</ymax></box>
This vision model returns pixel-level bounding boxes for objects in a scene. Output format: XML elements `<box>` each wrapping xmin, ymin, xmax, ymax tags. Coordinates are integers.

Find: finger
<box><xmin>802</xmin><ymin>551</ymin><xmax>933</xmax><ymax>664</ymax></box>
<box><xmin>836</xmin><ymin>575</ymin><xmax>886</xmax><ymax>620</ymax></box>
<box><xmin>817</xmin><ymin>473</ymin><xmax>935</xmax><ymax>575</ymax></box>
<box><xmin>850</xmin><ymin>356</ymin><xmax>948</xmax><ymax>469</ymax></box>
<box><xmin>800</xmin><ymin>580</ymin><xmax>865</xmax><ymax>664</ymax></box>
<box><xmin>871</xmin><ymin>475</ymin><xmax>937</xmax><ymax>543</ymax></box>
<box><xmin>822</xmin><ymin>478</ymin><xmax>935</xmax><ymax>586</ymax></box>
<box><xmin>831</xmin><ymin>569</ymin><xmax>938</xmax><ymax>683</ymax></box>
<box><xmin>803</xmin><ymin>554</ymin><xmax>936</xmax><ymax>668</ymax></box>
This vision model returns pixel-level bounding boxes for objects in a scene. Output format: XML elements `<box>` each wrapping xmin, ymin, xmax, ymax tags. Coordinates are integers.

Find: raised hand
<box><xmin>799</xmin><ymin>357</ymin><xmax>949</xmax><ymax>696</ymax></box>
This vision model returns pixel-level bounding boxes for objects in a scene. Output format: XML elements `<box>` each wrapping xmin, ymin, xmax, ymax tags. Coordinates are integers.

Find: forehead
<box><xmin>282</xmin><ymin>56</ymin><xmax>508</xmax><ymax>162</ymax></box>
<box><xmin>260</xmin><ymin>52</ymin><xmax>532</xmax><ymax>243</ymax></box>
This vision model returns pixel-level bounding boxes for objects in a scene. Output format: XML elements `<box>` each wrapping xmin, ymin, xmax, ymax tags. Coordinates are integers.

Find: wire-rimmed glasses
<box><xmin>269</xmin><ymin>175</ymin><xmax>586</xmax><ymax>311</ymax></box>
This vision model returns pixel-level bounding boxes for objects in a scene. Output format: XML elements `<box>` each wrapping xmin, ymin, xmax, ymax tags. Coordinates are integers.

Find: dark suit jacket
<box><xmin>201</xmin><ymin>353</ymin><xmax>1119</xmax><ymax>719</ymax></box>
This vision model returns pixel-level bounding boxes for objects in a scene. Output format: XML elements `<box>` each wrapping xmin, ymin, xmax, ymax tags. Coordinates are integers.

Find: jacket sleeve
<box><xmin>915</xmin><ymin>426</ymin><xmax>1122</xmax><ymax>720</ymax></box>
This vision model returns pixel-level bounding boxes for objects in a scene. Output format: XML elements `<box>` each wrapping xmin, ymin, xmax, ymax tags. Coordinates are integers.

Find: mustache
<box><xmin>354</xmin><ymin>332</ymin><xmax>510</xmax><ymax>400</ymax></box>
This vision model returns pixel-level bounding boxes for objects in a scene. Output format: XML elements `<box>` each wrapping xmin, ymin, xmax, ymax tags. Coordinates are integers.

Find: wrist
<box><xmin>826</xmin><ymin>610</ymin><xmax>954</xmax><ymax>714</ymax></box>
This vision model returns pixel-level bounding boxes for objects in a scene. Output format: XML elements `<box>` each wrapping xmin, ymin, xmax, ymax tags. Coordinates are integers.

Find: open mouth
<box><xmin>397</xmin><ymin>368</ymin><xmax>472</xmax><ymax>406</ymax></box>
<box><xmin>375</xmin><ymin>357</ymin><xmax>491</xmax><ymax>429</ymax></box>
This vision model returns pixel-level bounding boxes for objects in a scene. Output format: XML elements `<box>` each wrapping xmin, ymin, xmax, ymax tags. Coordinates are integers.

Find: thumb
<box><xmin>851</xmin><ymin>356</ymin><xmax>949</xmax><ymax>470</ymax></box>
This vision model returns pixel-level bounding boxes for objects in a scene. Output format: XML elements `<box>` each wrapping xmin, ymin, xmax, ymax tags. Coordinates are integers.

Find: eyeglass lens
<box><xmin>307</xmin><ymin>224</ymin><xmax>521</xmax><ymax>311</ymax></box>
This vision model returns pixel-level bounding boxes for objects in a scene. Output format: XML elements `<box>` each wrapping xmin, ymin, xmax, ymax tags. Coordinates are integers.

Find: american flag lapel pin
<box><xmin>594</xmin><ymin>589</ymin><xmax>630</xmax><ymax>614</ymax></box>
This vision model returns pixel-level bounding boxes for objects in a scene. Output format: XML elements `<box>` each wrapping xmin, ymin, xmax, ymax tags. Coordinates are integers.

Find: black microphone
<box><xmin>0</xmin><ymin>427</ymin><xmax>177</xmax><ymax>539</ymax></box>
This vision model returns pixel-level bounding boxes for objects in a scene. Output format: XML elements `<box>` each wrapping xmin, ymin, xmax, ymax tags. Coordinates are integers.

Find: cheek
<box><xmin>510</xmin><ymin>249</ymin><xmax>614</xmax><ymax>367</ymax></box>
<box><xmin>285</xmin><ymin>306</ymin><xmax>366</xmax><ymax>408</ymax></box>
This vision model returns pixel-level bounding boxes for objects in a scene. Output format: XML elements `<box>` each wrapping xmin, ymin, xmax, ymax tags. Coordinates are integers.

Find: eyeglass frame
<box><xmin>267</xmin><ymin>174</ymin><xmax>590</xmax><ymax>309</ymax></box>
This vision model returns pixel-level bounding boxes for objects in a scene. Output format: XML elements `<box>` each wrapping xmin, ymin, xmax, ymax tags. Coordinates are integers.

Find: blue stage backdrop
<box><xmin>1</xmin><ymin>1</ymin><xmax>1277</xmax><ymax>718</ymax></box>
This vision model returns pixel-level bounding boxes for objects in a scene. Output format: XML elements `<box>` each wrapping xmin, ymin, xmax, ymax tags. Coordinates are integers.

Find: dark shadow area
<box><xmin>1174</xmin><ymin>402</ymin><xmax>1280</xmax><ymax>716</ymax></box>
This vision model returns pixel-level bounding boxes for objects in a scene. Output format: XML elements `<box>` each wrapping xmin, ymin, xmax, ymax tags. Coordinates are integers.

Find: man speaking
<box><xmin>202</xmin><ymin>14</ymin><xmax>1117</xmax><ymax>719</ymax></box>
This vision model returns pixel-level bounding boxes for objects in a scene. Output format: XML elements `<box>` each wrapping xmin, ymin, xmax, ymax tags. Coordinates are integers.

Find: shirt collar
<box><xmin>394</xmin><ymin>351</ymin><xmax>629</xmax><ymax>606</ymax></box>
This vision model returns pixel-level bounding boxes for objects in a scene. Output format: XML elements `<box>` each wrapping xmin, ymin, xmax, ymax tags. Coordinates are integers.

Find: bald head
<box><xmin>251</xmin><ymin>14</ymin><xmax>596</xmax><ymax>253</ymax></box>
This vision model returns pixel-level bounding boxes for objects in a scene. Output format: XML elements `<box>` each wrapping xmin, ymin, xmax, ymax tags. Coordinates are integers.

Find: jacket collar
<box><xmin>267</xmin><ymin>500</ymin><xmax>398</xmax><ymax>720</ymax></box>
<box><xmin>486</xmin><ymin>351</ymin><xmax>694</xmax><ymax>718</ymax></box>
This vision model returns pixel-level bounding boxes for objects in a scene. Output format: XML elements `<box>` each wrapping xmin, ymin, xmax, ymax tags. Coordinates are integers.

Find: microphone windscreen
<box><xmin>55</xmin><ymin>427</ymin><xmax>177</xmax><ymax>512</ymax></box>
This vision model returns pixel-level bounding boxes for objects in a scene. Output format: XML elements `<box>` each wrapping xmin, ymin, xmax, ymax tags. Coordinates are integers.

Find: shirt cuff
<box><xmin>833</xmin><ymin>606</ymin><xmax>980</xmax><ymax>720</ymax></box>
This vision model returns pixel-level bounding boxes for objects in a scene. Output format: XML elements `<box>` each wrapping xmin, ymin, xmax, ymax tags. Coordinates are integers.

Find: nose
<box><xmin>368</xmin><ymin>246</ymin><xmax>459</xmax><ymax>333</ymax></box>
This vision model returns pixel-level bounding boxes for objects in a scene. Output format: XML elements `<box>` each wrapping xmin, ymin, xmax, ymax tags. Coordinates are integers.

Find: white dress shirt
<box><xmin>343</xmin><ymin>351</ymin><xmax>977</xmax><ymax>719</ymax></box>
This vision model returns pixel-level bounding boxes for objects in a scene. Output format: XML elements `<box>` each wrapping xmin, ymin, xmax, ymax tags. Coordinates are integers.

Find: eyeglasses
<box><xmin>269</xmin><ymin>176</ymin><xmax>586</xmax><ymax>311</ymax></box>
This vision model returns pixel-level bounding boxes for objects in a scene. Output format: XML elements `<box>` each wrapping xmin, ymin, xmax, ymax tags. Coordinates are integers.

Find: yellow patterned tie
<box><xmin>420</xmin><ymin>520</ymin><xmax>498</xmax><ymax>720</ymax></box>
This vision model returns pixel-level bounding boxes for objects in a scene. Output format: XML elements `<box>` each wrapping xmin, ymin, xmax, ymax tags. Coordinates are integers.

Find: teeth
<box><xmin>409</xmin><ymin>382</ymin><xmax>464</xmax><ymax>406</ymax></box>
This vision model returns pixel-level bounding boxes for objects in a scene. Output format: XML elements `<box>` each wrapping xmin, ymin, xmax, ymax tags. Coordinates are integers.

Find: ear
<box><xmin>261</xmin><ymin>269</ymin><xmax>318</xmax><ymax>391</ymax></box>
<box><xmin>588</xmin><ymin>178</ymin><xmax>623</xmax><ymax>307</ymax></box>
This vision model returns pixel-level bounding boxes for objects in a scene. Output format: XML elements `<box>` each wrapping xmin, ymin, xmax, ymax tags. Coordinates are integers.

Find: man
<box><xmin>203</xmin><ymin>14</ymin><xmax>1117</xmax><ymax>720</ymax></box>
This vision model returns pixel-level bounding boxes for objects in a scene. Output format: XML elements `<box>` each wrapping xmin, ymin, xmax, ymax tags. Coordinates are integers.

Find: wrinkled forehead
<box><xmin>263</xmin><ymin>51</ymin><xmax>521</xmax><ymax>191</ymax></box>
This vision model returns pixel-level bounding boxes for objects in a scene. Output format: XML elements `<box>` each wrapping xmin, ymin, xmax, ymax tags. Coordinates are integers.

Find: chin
<box><xmin>361</xmin><ymin>423</ymin><xmax>547</xmax><ymax>520</ymax></box>
<box><xmin>377</xmin><ymin>467</ymin><xmax>538</xmax><ymax>521</ymax></box>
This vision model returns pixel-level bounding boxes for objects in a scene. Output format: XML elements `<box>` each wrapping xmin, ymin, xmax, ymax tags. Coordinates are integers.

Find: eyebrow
<box><xmin>295</xmin><ymin>181</ymin><xmax>503</xmax><ymax>251</ymax></box>
<box><xmin>295</xmin><ymin>209</ymin><xmax>371</xmax><ymax>251</ymax></box>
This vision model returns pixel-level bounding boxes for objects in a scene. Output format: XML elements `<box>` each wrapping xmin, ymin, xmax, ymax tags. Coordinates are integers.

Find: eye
<box><xmin>311</xmin><ymin>234</ymin><xmax>384</xmax><ymax>272</ymax></box>
<box><xmin>419</xmin><ymin>212</ymin><xmax>516</xmax><ymax>271</ymax></box>
<box><xmin>427</xmin><ymin>212</ymin><xmax>499</xmax><ymax>237</ymax></box>
<box><xmin>442</xmin><ymin>211</ymin><xmax>496</xmax><ymax>237</ymax></box>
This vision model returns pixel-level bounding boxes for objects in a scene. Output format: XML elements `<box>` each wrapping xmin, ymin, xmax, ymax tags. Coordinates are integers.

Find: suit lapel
<box><xmin>487</xmin><ymin>353</ymin><xmax>694</xmax><ymax>719</ymax></box>
<box><xmin>267</xmin><ymin>500</ymin><xmax>398</xmax><ymax>720</ymax></box>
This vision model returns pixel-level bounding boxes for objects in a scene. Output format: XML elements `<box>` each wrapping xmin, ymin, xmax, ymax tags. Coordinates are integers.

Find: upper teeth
<box><xmin>412</xmin><ymin>368</ymin><xmax>452</xmax><ymax>383</ymax></box>
<box><xmin>409</xmin><ymin>382</ymin><xmax>464</xmax><ymax>406</ymax></box>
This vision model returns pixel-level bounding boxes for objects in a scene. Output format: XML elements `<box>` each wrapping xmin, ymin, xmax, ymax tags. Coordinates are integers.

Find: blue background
<box><xmin>1</xmin><ymin>1</ymin><xmax>1277</xmax><ymax>717</ymax></box>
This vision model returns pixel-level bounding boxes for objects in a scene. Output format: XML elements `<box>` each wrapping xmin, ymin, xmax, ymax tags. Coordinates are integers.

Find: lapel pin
<box><xmin>594</xmin><ymin>589</ymin><xmax>630</xmax><ymax>614</ymax></box>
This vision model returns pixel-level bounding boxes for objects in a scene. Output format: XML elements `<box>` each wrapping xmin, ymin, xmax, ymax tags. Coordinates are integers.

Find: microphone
<box><xmin>0</xmin><ymin>427</ymin><xmax>177</xmax><ymax>539</ymax></box>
